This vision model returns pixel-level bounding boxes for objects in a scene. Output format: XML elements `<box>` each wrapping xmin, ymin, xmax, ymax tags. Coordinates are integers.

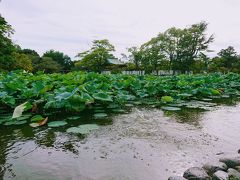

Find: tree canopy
<box><xmin>1</xmin><ymin>15</ymin><xmax>240</xmax><ymax>74</ymax></box>
<box><xmin>0</xmin><ymin>15</ymin><xmax>15</xmax><ymax>71</ymax></box>
<box><xmin>43</xmin><ymin>50</ymin><xmax>74</xmax><ymax>71</ymax></box>
<box><xmin>75</xmin><ymin>39</ymin><xmax>116</xmax><ymax>72</ymax></box>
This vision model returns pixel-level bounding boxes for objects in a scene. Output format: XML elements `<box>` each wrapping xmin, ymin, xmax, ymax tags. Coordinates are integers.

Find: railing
<box><xmin>101</xmin><ymin>70</ymin><xmax>193</xmax><ymax>75</ymax></box>
<box><xmin>58</xmin><ymin>70</ymin><xmax>193</xmax><ymax>75</ymax></box>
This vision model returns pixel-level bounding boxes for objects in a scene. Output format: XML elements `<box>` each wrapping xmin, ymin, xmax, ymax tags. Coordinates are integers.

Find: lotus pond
<box><xmin>0</xmin><ymin>72</ymin><xmax>240</xmax><ymax>179</ymax></box>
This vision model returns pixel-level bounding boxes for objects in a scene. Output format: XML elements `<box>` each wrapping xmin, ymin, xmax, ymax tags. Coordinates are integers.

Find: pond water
<box><xmin>0</xmin><ymin>99</ymin><xmax>240</xmax><ymax>180</ymax></box>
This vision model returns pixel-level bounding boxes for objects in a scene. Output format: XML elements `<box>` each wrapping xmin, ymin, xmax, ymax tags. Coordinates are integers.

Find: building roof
<box><xmin>107</xmin><ymin>58</ymin><xmax>125</xmax><ymax>65</ymax></box>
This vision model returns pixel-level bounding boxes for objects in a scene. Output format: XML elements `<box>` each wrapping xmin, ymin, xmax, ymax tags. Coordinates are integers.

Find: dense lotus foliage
<box><xmin>1</xmin><ymin>71</ymin><xmax>240</xmax><ymax>129</ymax></box>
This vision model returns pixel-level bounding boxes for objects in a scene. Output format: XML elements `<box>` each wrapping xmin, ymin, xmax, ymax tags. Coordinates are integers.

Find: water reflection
<box><xmin>0</xmin><ymin>98</ymin><xmax>239</xmax><ymax>179</ymax></box>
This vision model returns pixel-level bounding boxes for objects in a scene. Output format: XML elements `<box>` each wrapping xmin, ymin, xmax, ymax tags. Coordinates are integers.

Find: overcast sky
<box><xmin>0</xmin><ymin>0</ymin><xmax>240</xmax><ymax>59</ymax></box>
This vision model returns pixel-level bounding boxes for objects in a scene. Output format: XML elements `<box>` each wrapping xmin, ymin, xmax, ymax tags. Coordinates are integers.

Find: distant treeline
<box><xmin>1</xmin><ymin>14</ymin><xmax>240</xmax><ymax>74</ymax></box>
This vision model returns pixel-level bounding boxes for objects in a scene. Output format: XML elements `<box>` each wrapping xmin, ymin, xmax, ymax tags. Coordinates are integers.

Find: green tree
<box><xmin>0</xmin><ymin>15</ymin><xmax>15</xmax><ymax>71</ymax></box>
<box><xmin>140</xmin><ymin>37</ymin><xmax>166</xmax><ymax>74</ymax></box>
<box><xmin>208</xmin><ymin>57</ymin><xmax>225</xmax><ymax>72</ymax></box>
<box><xmin>18</xmin><ymin>48</ymin><xmax>41</xmax><ymax>72</ymax></box>
<box><xmin>12</xmin><ymin>52</ymin><xmax>33</xmax><ymax>71</ymax></box>
<box><xmin>127</xmin><ymin>47</ymin><xmax>143</xmax><ymax>70</ymax></box>
<box><xmin>149</xmin><ymin>22</ymin><xmax>214</xmax><ymax>74</ymax></box>
<box><xmin>75</xmin><ymin>39</ymin><xmax>116</xmax><ymax>72</ymax></box>
<box><xmin>43</xmin><ymin>50</ymin><xmax>73</xmax><ymax>71</ymax></box>
<box><xmin>20</xmin><ymin>49</ymin><xmax>40</xmax><ymax>57</ymax></box>
<box><xmin>177</xmin><ymin>22</ymin><xmax>214</xmax><ymax>73</ymax></box>
<box><xmin>34</xmin><ymin>57</ymin><xmax>62</xmax><ymax>73</ymax></box>
<box><xmin>217</xmin><ymin>46</ymin><xmax>238</xmax><ymax>71</ymax></box>
<box><xmin>192</xmin><ymin>53</ymin><xmax>210</xmax><ymax>73</ymax></box>
<box><xmin>157</xmin><ymin>27</ymin><xmax>183</xmax><ymax>73</ymax></box>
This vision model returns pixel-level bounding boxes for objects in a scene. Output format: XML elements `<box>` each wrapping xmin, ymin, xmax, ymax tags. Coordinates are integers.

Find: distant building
<box><xmin>107</xmin><ymin>58</ymin><xmax>125</xmax><ymax>65</ymax></box>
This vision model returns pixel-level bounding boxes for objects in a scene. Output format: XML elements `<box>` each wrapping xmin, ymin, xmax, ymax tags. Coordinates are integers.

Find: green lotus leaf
<box><xmin>92</xmin><ymin>92</ymin><xmax>113</xmax><ymax>102</ymax></box>
<box><xmin>111</xmin><ymin>109</ymin><xmax>125</xmax><ymax>113</ymax></box>
<box><xmin>210</xmin><ymin>89</ymin><xmax>221</xmax><ymax>95</ymax></box>
<box><xmin>67</xmin><ymin>116</ymin><xmax>81</xmax><ymax>120</ymax></box>
<box><xmin>31</xmin><ymin>115</ymin><xmax>44</xmax><ymax>122</ymax></box>
<box><xmin>48</xmin><ymin>121</ymin><xmax>68</xmax><ymax>127</ymax></box>
<box><xmin>161</xmin><ymin>96</ymin><xmax>174</xmax><ymax>103</ymax></box>
<box><xmin>94</xmin><ymin>113</ymin><xmax>108</xmax><ymax>118</ymax></box>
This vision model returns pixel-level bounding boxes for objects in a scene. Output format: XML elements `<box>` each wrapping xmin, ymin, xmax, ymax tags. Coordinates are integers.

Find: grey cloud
<box><xmin>1</xmin><ymin>0</ymin><xmax>240</xmax><ymax>58</ymax></box>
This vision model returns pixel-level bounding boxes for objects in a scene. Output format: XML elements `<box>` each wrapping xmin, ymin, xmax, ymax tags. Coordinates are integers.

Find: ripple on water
<box><xmin>0</xmin><ymin>104</ymin><xmax>240</xmax><ymax>179</ymax></box>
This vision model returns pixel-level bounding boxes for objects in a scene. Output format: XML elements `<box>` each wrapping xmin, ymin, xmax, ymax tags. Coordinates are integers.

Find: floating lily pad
<box><xmin>14</xmin><ymin>120</ymin><xmax>28</xmax><ymax>125</ymax></box>
<box><xmin>4</xmin><ymin>121</ymin><xmax>17</xmax><ymax>126</ymax></box>
<box><xmin>67</xmin><ymin>116</ymin><xmax>81</xmax><ymax>120</ymax></box>
<box><xmin>221</xmin><ymin>95</ymin><xmax>230</xmax><ymax>98</ymax></box>
<box><xmin>66</xmin><ymin>124</ymin><xmax>99</xmax><ymax>134</ymax></box>
<box><xmin>16</xmin><ymin>114</ymin><xmax>32</xmax><ymax>121</ymax></box>
<box><xmin>3</xmin><ymin>120</ymin><xmax>27</xmax><ymax>126</ymax></box>
<box><xmin>161</xmin><ymin>106</ymin><xmax>181</xmax><ymax>111</ymax></box>
<box><xmin>133</xmin><ymin>101</ymin><xmax>142</xmax><ymax>105</ymax></box>
<box><xmin>209</xmin><ymin>96</ymin><xmax>221</xmax><ymax>99</ymax></box>
<box><xmin>168</xmin><ymin>103</ymin><xmax>183</xmax><ymax>107</ymax></box>
<box><xmin>94</xmin><ymin>113</ymin><xmax>108</xmax><ymax>118</ymax></box>
<box><xmin>0</xmin><ymin>116</ymin><xmax>11</xmax><ymax>123</ymax></box>
<box><xmin>107</xmin><ymin>104</ymin><xmax>119</xmax><ymax>109</ymax></box>
<box><xmin>178</xmin><ymin>93</ymin><xmax>193</xmax><ymax>98</ymax></box>
<box><xmin>111</xmin><ymin>109</ymin><xmax>125</xmax><ymax>113</ymax></box>
<box><xmin>125</xmin><ymin>104</ymin><xmax>134</xmax><ymax>107</ymax></box>
<box><xmin>144</xmin><ymin>101</ymin><xmax>159</xmax><ymax>105</ymax></box>
<box><xmin>29</xmin><ymin>123</ymin><xmax>40</xmax><ymax>128</ymax></box>
<box><xmin>48</xmin><ymin>121</ymin><xmax>68</xmax><ymax>127</ymax></box>
<box><xmin>202</xmin><ymin>98</ymin><xmax>212</xmax><ymax>101</ymax></box>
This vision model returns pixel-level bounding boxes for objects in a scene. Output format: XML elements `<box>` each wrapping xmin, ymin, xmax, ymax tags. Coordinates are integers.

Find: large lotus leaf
<box><xmin>0</xmin><ymin>92</ymin><xmax>15</xmax><ymax>106</ymax></box>
<box><xmin>210</xmin><ymin>89</ymin><xmax>221</xmax><ymax>95</ymax></box>
<box><xmin>80</xmin><ymin>92</ymin><xmax>94</xmax><ymax>104</ymax></box>
<box><xmin>161</xmin><ymin>96</ymin><xmax>174</xmax><ymax>103</ymax></box>
<box><xmin>112</xmin><ymin>82</ymin><xmax>124</xmax><ymax>90</ymax></box>
<box><xmin>136</xmin><ymin>90</ymin><xmax>148</xmax><ymax>98</ymax></box>
<box><xmin>48</xmin><ymin>121</ymin><xmax>68</xmax><ymax>127</ymax></box>
<box><xmin>66</xmin><ymin>124</ymin><xmax>99</xmax><ymax>134</ymax></box>
<box><xmin>65</xmin><ymin>101</ymin><xmax>85</xmax><ymax>112</ymax></box>
<box><xmin>31</xmin><ymin>115</ymin><xmax>44</xmax><ymax>122</ymax></box>
<box><xmin>55</xmin><ymin>92</ymin><xmax>73</xmax><ymax>101</ymax></box>
<box><xmin>44</xmin><ymin>100</ymin><xmax>65</xmax><ymax>109</ymax></box>
<box><xmin>31</xmin><ymin>81</ymin><xmax>45</xmax><ymax>94</ymax></box>
<box><xmin>12</xmin><ymin>102</ymin><xmax>32</xmax><ymax>119</ymax></box>
<box><xmin>92</xmin><ymin>92</ymin><xmax>113</xmax><ymax>102</ymax></box>
<box><xmin>177</xmin><ymin>80</ymin><xmax>189</xmax><ymax>88</ymax></box>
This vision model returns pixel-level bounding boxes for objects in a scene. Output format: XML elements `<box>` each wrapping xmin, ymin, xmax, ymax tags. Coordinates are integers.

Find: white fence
<box><xmin>102</xmin><ymin>70</ymin><xmax>193</xmax><ymax>76</ymax></box>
